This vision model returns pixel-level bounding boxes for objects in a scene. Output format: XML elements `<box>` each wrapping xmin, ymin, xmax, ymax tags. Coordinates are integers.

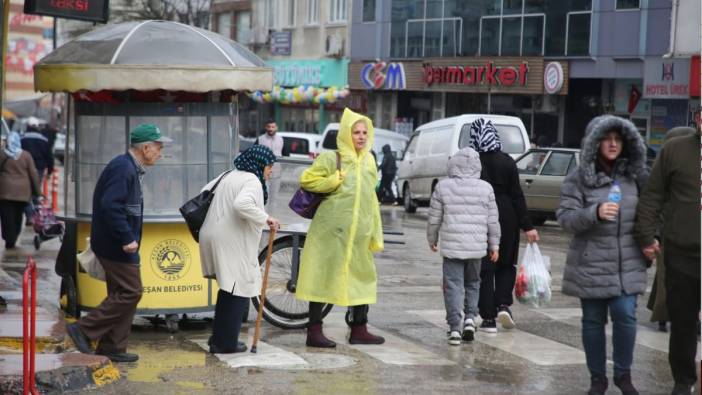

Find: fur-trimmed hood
<box><xmin>578</xmin><ymin>115</ymin><xmax>647</xmax><ymax>187</ymax></box>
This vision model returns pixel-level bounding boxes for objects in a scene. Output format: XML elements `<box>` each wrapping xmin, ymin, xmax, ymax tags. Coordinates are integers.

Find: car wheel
<box><xmin>403</xmin><ymin>185</ymin><xmax>417</xmax><ymax>213</ymax></box>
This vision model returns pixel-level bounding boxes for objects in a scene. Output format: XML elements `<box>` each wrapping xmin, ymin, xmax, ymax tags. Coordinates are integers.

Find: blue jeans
<box><xmin>580</xmin><ymin>294</ymin><xmax>637</xmax><ymax>378</ymax></box>
<box><xmin>443</xmin><ymin>257</ymin><xmax>481</xmax><ymax>331</ymax></box>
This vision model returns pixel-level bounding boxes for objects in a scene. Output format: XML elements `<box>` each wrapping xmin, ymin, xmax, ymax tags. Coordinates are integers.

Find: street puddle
<box><xmin>124</xmin><ymin>344</ymin><xmax>206</xmax><ymax>383</ymax></box>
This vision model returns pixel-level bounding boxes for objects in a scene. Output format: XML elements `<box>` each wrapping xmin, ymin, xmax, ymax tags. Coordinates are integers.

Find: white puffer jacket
<box><xmin>427</xmin><ymin>148</ymin><xmax>501</xmax><ymax>259</ymax></box>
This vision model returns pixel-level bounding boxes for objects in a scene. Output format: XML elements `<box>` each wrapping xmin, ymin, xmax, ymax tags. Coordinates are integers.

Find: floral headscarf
<box><xmin>468</xmin><ymin>118</ymin><xmax>502</xmax><ymax>153</ymax></box>
<box><xmin>233</xmin><ymin>145</ymin><xmax>277</xmax><ymax>204</ymax></box>
<box><xmin>3</xmin><ymin>132</ymin><xmax>22</xmax><ymax>160</ymax></box>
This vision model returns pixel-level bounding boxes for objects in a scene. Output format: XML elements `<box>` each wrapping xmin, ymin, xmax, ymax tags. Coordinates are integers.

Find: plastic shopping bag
<box><xmin>514</xmin><ymin>243</ymin><xmax>551</xmax><ymax>308</ymax></box>
<box><xmin>77</xmin><ymin>238</ymin><xmax>106</xmax><ymax>281</ymax></box>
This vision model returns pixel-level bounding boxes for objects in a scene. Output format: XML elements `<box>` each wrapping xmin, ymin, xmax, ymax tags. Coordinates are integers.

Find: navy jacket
<box><xmin>21</xmin><ymin>128</ymin><xmax>54</xmax><ymax>175</ymax></box>
<box><xmin>90</xmin><ymin>153</ymin><xmax>144</xmax><ymax>264</ymax></box>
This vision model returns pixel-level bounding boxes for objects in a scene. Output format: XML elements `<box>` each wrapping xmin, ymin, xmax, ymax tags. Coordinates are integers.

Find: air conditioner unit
<box><xmin>325</xmin><ymin>34</ymin><xmax>344</xmax><ymax>57</ymax></box>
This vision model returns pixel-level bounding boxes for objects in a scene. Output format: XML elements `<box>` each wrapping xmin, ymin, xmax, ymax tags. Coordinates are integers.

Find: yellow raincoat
<box><xmin>295</xmin><ymin>108</ymin><xmax>384</xmax><ymax>306</ymax></box>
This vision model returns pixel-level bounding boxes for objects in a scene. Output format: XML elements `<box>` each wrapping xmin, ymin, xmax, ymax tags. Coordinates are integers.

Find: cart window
<box><xmin>211</xmin><ymin>116</ymin><xmax>234</xmax><ymax>177</ymax></box>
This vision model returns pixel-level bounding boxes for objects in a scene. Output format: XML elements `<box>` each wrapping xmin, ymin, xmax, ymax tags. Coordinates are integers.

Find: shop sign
<box><xmin>422</xmin><ymin>62</ymin><xmax>528</xmax><ymax>87</ymax></box>
<box><xmin>24</xmin><ymin>0</ymin><xmax>109</xmax><ymax>23</ymax></box>
<box><xmin>360</xmin><ymin>62</ymin><xmax>406</xmax><ymax>90</ymax></box>
<box><xmin>267</xmin><ymin>59</ymin><xmax>348</xmax><ymax>88</ymax></box>
<box><xmin>270</xmin><ymin>31</ymin><xmax>291</xmax><ymax>56</ymax></box>
<box><xmin>543</xmin><ymin>62</ymin><xmax>564</xmax><ymax>95</ymax></box>
<box><xmin>643</xmin><ymin>58</ymin><xmax>690</xmax><ymax>99</ymax></box>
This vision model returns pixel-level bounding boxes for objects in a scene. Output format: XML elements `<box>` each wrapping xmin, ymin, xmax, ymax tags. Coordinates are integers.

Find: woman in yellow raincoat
<box><xmin>296</xmin><ymin>108</ymin><xmax>385</xmax><ymax>348</ymax></box>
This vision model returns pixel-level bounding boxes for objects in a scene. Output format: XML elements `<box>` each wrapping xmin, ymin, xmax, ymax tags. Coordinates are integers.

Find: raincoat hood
<box><xmin>579</xmin><ymin>115</ymin><xmax>647</xmax><ymax>188</ymax></box>
<box><xmin>382</xmin><ymin>144</ymin><xmax>392</xmax><ymax>155</ymax></box>
<box><xmin>337</xmin><ymin>108</ymin><xmax>374</xmax><ymax>160</ymax></box>
<box><xmin>448</xmin><ymin>147</ymin><xmax>481</xmax><ymax>179</ymax></box>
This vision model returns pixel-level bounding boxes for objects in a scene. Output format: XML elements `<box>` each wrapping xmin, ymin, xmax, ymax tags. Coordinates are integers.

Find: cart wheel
<box><xmin>33</xmin><ymin>235</ymin><xmax>40</xmax><ymax>251</ymax></box>
<box><xmin>165</xmin><ymin>314</ymin><xmax>179</xmax><ymax>333</ymax></box>
<box><xmin>251</xmin><ymin>235</ymin><xmax>333</xmax><ymax>329</ymax></box>
<box><xmin>59</xmin><ymin>275</ymin><xmax>80</xmax><ymax>318</ymax></box>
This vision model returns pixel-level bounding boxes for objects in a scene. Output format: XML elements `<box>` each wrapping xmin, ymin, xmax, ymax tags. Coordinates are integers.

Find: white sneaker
<box><xmin>497</xmin><ymin>306</ymin><xmax>515</xmax><ymax>330</ymax></box>
<box><xmin>448</xmin><ymin>330</ymin><xmax>461</xmax><ymax>346</ymax></box>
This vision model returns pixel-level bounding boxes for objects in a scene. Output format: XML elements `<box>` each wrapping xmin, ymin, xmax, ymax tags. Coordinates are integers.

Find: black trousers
<box><xmin>377</xmin><ymin>174</ymin><xmax>395</xmax><ymax>203</ymax></box>
<box><xmin>664</xmin><ymin>248</ymin><xmax>701</xmax><ymax>386</ymax></box>
<box><xmin>309</xmin><ymin>302</ymin><xmax>369</xmax><ymax>327</ymax></box>
<box><xmin>212</xmin><ymin>290</ymin><xmax>248</xmax><ymax>350</ymax></box>
<box><xmin>0</xmin><ymin>200</ymin><xmax>27</xmax><ymax>248</ymax></box>
<box><xmin>478</xmin><ymin>258</ymin><xmax>517</xmax><ymax>319</ymax></box>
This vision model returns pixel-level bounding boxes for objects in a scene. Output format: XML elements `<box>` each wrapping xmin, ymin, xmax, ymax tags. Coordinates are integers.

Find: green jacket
<box><xmin>634</xmin><ymin>133</ymin><xmax>700</xmax><ymax>258</ymax></box>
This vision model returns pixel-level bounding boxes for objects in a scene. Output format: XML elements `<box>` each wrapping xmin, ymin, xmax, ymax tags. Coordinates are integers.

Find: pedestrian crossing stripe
<box><xmin>408</xmin><ymin>309</ymin><xmax>589</xmax><ymax>366</ymax></box>
<box><xmin>192</xmin><ymin>333</ymin><xmax>308</xmax><ymax>369</ymax></box>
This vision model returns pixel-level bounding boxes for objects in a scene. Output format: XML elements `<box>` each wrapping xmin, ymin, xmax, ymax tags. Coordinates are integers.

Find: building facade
<box><xmin>350</xmin><ymin>0</ymin><xmax>700</xmax><ymax>148</ymax></box>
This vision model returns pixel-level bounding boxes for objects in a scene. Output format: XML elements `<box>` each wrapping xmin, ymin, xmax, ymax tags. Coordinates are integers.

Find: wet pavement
<box><xmin>0</xmin><ymin>163</ymin><xmax>698</xmax><ymax>394</ymax></box>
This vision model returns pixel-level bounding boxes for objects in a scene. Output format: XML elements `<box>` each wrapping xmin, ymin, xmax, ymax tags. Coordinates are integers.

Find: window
<box><xmin>616</xmin><ymin>0</ymin><xmax>639</xmax><ymax>10</ymax></box>
<box><xmin>500</xmin><ymin>17</ymin><xmax>521</xmax><ymax>56</ymax></box>
<box><xmin>322</xmin><ymin>129</ymin><xmax>338</xmax><ymax>150</ymax></box>
<box><xmin>566</xmin><ymin>12</ymin><xmax>591</xmax><ymax>56</ymax></box>
<box><xmin>363</xmin><ymin>0</ymin><xmax>376</xmax><ymax>22</ymax></box>
<box><xmin>424</xmin><ymin>21</ymin><xmax>442</xmax><ymax>57</ymax></box>
<box><xmin>515</xmin><ymin>151</ymin><xmax>547</xmax><ymax>175</ymax></box>
<box><xmin>329</xmin><ymin>0</ymin><xmax>347</xmax><ymax>23</ymax></box>
<box><xmin>522</xmin><ymin>15</ymin><xmax>544</xmax><ymax>55</ymax></box>
<box><xmin>236</xmin><ymin>12</ymin><xmax>251</xmax><ymax>43</ymax></box>
<box><xmin>307</xmin><ymin>0</ymin><xmax>319</xmax><ymax>24</ymax></box>
<box><xmin>541</xmin><ymin>152</ymin><xmax>575</xmax><ymax>176</ymax></box>
<box><xmin>404</xmin><ymin>134</ymin><xmax>418</xmax><ymax>159</ymax></box>
<box><xmin>217</xmin><ymin>12</ymin><xmax>232</xmax><ymax>39</ymax></box>
<box><xmin>282</xmin><ymin>137</ymin><xmax>310</xmax><ymax>155</ymax></box>
<box><xmin>458</xmin><ymin>124</ymin><xmax>525</xmax><ymax>154</ymax></box>
<box><xmin>480</xmin><ymin>17</ymin><xmax>500</xmax><ymax>56</ymax></box>
<box><xmin>286</xmin><ymin>0</ymin><xmax>296</xmax><ymax>27</ymax></box>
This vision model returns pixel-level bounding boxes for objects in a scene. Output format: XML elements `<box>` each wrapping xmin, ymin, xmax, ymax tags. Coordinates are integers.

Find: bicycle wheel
<box><xmin>251</xmin><ymin>235</ymin><xmax>333</xmax><ymax>329</ymax></box>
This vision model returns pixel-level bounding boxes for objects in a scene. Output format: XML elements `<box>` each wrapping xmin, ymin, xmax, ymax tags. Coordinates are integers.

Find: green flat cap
<box><xmin>130</xmin><ymin>123</ymin><xmax>172</xmax><ymax>144</ymax></box>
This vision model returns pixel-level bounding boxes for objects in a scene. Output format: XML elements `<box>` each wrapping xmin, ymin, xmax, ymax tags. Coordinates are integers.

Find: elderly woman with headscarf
<box><xmin>0</xmin><ymin>132</ymin><xmax>40</xmax><ymax>249</ymax></box>
<box><xmin>199</xmin><ymin>145</ymin><xmax>279</xmax><ymax>354</ymax></box>
<box><xmin>295</xmin><ymin>108</ymin><xmax>385</xmax><ymax>348</ymax></box>
<box><xmin>468</xmin><ymin>119</ymin><xmax>539</xmax><ymax>333</ymax></box>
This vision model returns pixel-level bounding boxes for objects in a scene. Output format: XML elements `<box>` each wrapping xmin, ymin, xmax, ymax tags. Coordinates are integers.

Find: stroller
<box><xmin>32</xmin><ymin>200</ymin><xmax>64</xmax><ymax>250</ymax></box>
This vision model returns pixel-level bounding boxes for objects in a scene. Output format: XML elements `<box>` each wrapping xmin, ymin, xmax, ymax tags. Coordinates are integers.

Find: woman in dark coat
<box><xmin>469</xmin><ymin>118</ymin><xmax>539</xmax><ymax>332</ymax></box>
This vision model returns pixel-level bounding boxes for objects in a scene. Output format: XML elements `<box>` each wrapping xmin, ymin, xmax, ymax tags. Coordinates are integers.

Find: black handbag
<box><xmin>179</xmin><ymin>170</ymin><xmax>232</xmax><ymax>242</ymax></box>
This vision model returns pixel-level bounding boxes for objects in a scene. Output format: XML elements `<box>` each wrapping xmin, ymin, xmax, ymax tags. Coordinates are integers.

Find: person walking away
<box><xmin>64</xmin><ymin>123</ymin><xmax>170</xmax><ymax>363</ymax></box>
<box><xmin>199</xmin><ymin>145</ymin><xmax>279</xmax><ymax>354</ymax></box>
<box><xmin>377</xmin><ymin>144</ymin><xmax>397</xmax><ymax>204</ymax></box>
<box><xmin>644</xmin><ymin>126</ymin><xmax>696</xmax><ymax>333</ymax></box>
<box><xmin>469</xmin><ymin>118</ymin><xmax>539</xmax><ymax>332</ymax></box>
<box><xmin>427</xmin><ymin>147</ymin><xmax>500</xmax><ymax>345</ymax></box>
<box><xmin>557</xmin><ymin>115</ymin><xmax>649</xmax><ymax>395</ymax></box>
<box><xmin>634</xmin><ymin>127</ymin><xmax>700</xmax><ymax>395</ymax></box>
<box><xmin>0</xmin><ymin>132</ymin><xmax>40</xmax><ymax>248</ymax></box>
<box><xmin>255</xmin><ymin>119</ymin><xmax>284</xmax><ymax>214</ymax></box>
<box><xmin>20</xmin><ymin>120</ymin><xmax>54</xmax><ymax>225</ymax></box>
<box><xmin>295</xmin><ymin>108</ymin><xmax>385</xmax><ymax>348</ymax></box>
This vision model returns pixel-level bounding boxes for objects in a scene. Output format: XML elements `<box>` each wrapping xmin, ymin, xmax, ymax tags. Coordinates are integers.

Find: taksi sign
<box><xmin>360</xmin><ymin>62</ymin><xmax>406</xmax><ymax>90</ymax></box>
<box><xmin>643</xmin><ymin>58</ymin><xmax>690</xmax><ymax>99</ymax></box>
<box><xmin>423</xmin><ymin>62</ymin><xmax>528</xmax><ymax>87</ymax></box>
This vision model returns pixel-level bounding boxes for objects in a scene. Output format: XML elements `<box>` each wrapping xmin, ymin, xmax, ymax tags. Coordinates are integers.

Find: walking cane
<box><xmin>251</xmin><ymin>226</ymin><xmax>276</xmax><ymax>353</ymax></box>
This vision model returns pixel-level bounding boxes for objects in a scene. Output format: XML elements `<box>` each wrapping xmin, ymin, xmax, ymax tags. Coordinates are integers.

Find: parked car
<box><xmin>277</xmin><ymin>131</ymin><xmax>322</xmax><ymax>160</ymax></box>
<box><xmin>515</xmin><ymin>147</ymin><xmax>581</xmax><ymax>225</ymax></box>
<box><xmin>397</xmin><ymin>114</ymin><xmax>531</xmax><ymax>213</ymax></box>
<box><xmin>318</xmin><ymin>123</ymin><xmax>409</xmax><ymax>165</ymax></box>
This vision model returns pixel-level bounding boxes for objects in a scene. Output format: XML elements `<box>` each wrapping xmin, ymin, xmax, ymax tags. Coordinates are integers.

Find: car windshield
<box><xmin>458</xmin><ymin>123</ymin><xmax>525</xmax><ymax>154</ymax></box>
<box><xmin>322</xmin><ymin>129</ymin><xmax>338</xmax><ymax>150</ymax></box>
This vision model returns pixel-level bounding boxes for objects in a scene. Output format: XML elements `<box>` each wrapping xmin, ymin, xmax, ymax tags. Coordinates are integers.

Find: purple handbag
<box><xmin>288</xmin><ymin>152</ymin><xmax>340</xmax><ymax>219</ymax></box>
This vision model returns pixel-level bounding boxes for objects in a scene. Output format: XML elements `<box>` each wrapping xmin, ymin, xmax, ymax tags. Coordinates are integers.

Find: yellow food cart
<box><xmin>34</xmin><ymin>20</ymin><xmax>273</xmax><ymax>332</ymax></box>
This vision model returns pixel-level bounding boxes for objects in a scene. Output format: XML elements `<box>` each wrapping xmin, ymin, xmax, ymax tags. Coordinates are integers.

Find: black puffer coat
<box><xmin>556</xmin><ymin>115</ymin><xmax>649</xmax><ymax>299</ymax></box>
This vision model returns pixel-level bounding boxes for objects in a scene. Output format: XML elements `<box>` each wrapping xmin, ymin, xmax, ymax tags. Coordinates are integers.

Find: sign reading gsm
<box><xmin>361</xmin><ymin>62</ymin><xmax>406</xmax><ymax>90</ymax></box>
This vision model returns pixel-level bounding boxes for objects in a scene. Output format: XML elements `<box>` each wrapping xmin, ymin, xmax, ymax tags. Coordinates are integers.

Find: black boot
<box><xmin>613</xmin><ymin>373</ymin><xmax>639</xmax><ymax>395</ymax></box>
<box><xmin>306</xmin><ymin>323</ymin><xmax>336</xmax><ymax>348</ymax></box>
<box><xmin>588</xmin><ymin>375</ymin><xmax>608</xmax><ymax>395</ymax></box>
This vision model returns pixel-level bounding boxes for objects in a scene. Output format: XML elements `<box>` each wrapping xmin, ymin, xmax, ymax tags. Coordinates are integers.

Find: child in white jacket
<box><xmin>427</xmin><ymin>147</ymin><xmax>501</xmax><ymax>345</ymax></box>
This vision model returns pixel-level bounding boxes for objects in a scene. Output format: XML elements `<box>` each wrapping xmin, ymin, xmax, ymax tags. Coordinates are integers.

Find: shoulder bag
<box><xmin>288</xmin><ymin>151</ymin><xmax>340</xmax><ymax>219</ymax></box>
<box><xmin>180</xmin><ymin>170</ymin><xmax>233</xmax><ymax>242</ymax></box>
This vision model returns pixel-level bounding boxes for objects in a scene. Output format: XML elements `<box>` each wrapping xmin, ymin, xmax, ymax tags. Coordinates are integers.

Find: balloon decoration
<box><xmin>249</xmin><ymin>85</ymin><xmax>350</xmax><ymax>105</ymax></box>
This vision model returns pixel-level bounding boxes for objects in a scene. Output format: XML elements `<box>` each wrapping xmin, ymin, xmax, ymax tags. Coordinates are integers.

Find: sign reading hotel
<box><xmin>643</xmin><ymin>58</ymin><xmax>690</xmax><ymax>99</ymax></box>
<box><xmin>349</xmin><ymin>57</ymin><xmax>567</xmax><ymax>95</ymax></box>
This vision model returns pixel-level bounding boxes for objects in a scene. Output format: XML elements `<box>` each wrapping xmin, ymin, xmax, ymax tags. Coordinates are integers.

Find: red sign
<box><xmin>690</xmin><ymin>56</ymin><xmax>700</xmax><ymax>97</ymax></box>
<box><xmin>24</xmin><ymin>0</ymin><xmax>109</xmax><ymax>23</ymax></box>
<box><xmin>423</xmin><ymin>62</ymin><xmax>528</xmax><ymax>87</ymax></box>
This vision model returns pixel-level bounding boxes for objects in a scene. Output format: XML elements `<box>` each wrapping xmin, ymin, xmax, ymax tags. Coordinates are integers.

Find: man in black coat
<box><xmin>377</xmin><ymin>144</ymin><xmax>397</xmax><ymax>204</ymax></box>
<box><xmin>468</xmin><ymin>118</ymin><xmax>539</xmax><ymax>332</ymax></box>
<box><xmin>20</xmin><ymin>121</ymin><xmax>54</xmax><ymax>225</ymax></box>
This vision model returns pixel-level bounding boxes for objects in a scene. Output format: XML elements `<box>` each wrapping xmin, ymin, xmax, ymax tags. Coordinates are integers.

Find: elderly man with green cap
<box><xmin>65</xmin><ymin>123</ymin><xmax>171</xmax><ymax>363</ymax></box>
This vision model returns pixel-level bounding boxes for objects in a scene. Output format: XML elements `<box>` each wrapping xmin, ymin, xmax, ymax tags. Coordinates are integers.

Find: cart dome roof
<box><xmin>34</xmin><ymin>20</ymin><xmax>273</xmax><ymax>93</ymax></box>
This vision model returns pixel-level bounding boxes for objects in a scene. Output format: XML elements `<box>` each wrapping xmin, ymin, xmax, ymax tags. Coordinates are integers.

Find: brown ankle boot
<box><xmin>306</xmin><ymin>323</ymin><xmax>336</xmax><ymax>348</ymax></box>
<box><xmin>349</xmin><ymin>324</ymin><xmax>385</xmax><ymax>345</ymax></box>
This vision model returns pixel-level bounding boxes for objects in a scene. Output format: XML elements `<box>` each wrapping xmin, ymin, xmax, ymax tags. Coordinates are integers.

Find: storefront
<box><xmin>349</xmin><ymin>57</ymin><xmax>569</xmax><ymax>142</ymax></box>
<box><xmin>248</xmin><ymin>59</ymin><xmax>349</xmax><ymax>134</ymax></box>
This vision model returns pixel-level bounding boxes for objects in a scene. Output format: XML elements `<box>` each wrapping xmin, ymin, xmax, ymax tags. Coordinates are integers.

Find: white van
<box><xmin>397</xmin><ymin>114</ymin><xmax>531</xmax><ymax>213</ymax></box>
<box><xmin>318</xmin><ymin>123</ymin><xmax>409</xmax><ymax>165</ymax></box>
<box><xmin>277</xmin><ymin>131</ymin><xmax>322</xmax><ymax>160</ymax></box>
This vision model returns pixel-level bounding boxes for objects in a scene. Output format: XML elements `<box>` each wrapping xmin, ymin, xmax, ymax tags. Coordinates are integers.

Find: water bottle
<box><xmin>606</xmin><ymin>181</ymin><xmax>622</xmax><ymax>221</ymax></box>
